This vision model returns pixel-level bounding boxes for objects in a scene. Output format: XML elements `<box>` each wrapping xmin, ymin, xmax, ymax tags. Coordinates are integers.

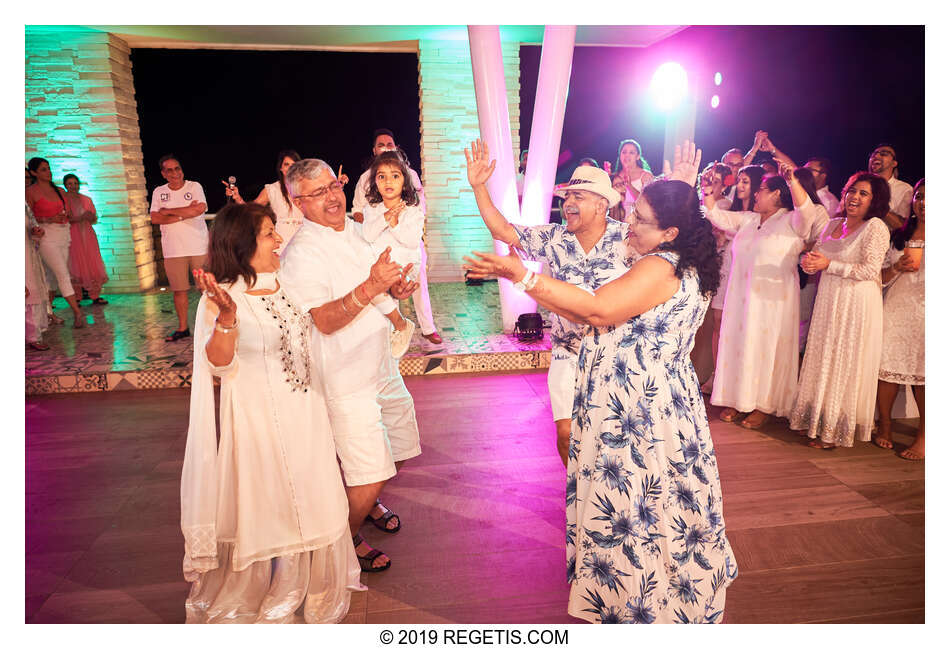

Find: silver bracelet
<box><xmin>341</xmin><ymin>293</ymin><xmax>351</xmax><ymax>314</ymax></box>
<box><xmin>214</xmin><ymin>315</ymin><xmax>239</xmax><ymax>334</ymax></box>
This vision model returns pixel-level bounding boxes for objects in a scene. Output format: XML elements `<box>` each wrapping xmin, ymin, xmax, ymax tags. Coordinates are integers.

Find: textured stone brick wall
<box><xmin>25</xmin><ymin>27</ymin><xmax>156</xmax><ymax>292</ymax></box>
<box><xmin>418</xmin><ymin>39</ymin><xmax>520</xmax><ymax>283</ymax></box>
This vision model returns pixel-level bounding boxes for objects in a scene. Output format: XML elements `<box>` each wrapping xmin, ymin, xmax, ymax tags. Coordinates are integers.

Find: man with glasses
<box><xmin>279</xmin><ymin>159</ymin><xmax>421</xmax><ymax>573</ymax></box>
<box><xmin>149</xmin><ymin>154</ymin><xmax>209</xmax><ymax>342</ymax></box>
<box><xmin>868</xmin><ymin>143</ymin><xmax>912</xmax><ymax>230</ymax></box>
<box><xmin>465</xmin><ymin>140</ymin><xmax>635</xmax><ymax>468</ymax></box>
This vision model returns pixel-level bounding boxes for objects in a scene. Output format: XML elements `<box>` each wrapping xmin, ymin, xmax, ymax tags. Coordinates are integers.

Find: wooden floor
<box><xmin>25</xmin><ymin>372</ymin><xmax>925</xmax><ymax>623</ymax></box>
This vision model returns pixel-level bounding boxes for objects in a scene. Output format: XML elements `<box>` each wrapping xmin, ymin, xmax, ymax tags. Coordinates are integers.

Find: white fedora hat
<box><xmin>553</xmin><ymin>166</ymin><xmax>622</xmax><ymax>208</ymax></box>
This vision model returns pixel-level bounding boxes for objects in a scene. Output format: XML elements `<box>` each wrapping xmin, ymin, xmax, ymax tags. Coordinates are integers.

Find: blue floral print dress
<box><xmin>566</xmin><ymin>251</ymin><xmax>738</xmax><ymax>624</ymax></box>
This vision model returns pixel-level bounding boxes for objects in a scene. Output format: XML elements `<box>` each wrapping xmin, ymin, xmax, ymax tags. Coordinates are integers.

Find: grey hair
<box><xmin>722</xmin><ymin>148</ymin><xmax>743</xmax><ymax>159</ymax></box>
<box><xmin>285</xmin><ymin>158</ymin><xmax>334</xmax><ymax>195</ymax></box>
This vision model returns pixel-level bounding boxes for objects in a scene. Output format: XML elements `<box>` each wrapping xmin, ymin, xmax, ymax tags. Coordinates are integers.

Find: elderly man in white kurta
<box><xmin>280</xmin><ymin>158</ymin><xmax>421</xmax><ymax>573</ymax></box>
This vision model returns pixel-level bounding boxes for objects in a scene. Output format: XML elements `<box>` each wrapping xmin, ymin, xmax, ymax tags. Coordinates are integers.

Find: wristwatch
<box><xmin>513</xmin><ymin>270</ymin><xmax>535</xmax><ymax>292</ymax></box>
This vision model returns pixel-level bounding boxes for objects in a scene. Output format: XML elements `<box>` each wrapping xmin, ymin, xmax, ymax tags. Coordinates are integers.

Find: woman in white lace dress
<box><xmin>790</xmin><ymin>172</ymin><xmax>892</xmax><ymax>449</ymax></box>
<box><xmin>874</xmin><ymin>178</ymin><xmax>924</xmax><ymax>460</ymax></box>
<box><xmin>181</xmin><ymin>202</ymin><xmax>362</xmax><ymax>623</ymax></box>
<box><xmin>703</xmin><ymin>166</ymin><xmax>820</xmax><ymax>429</ymax></box>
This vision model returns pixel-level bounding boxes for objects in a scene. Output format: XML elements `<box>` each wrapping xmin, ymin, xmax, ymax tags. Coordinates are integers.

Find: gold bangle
<box><xmin>341</xmin><ymin>293</ymin><xmax>351</xmax><ymax>314</ymax></box>
<box><xmin>350</xmin><ymin>287</ymin><xmax>367</xmax><ymax>308</ymax></box>
<box><xmin>215</xmin><ymin>316</ymin><xmax>239</xmax><ymax>334</ymax></box>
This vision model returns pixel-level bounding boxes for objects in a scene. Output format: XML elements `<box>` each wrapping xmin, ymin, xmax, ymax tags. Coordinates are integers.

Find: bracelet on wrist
<box><xmin>341</xmin><ymin>293</ymin><xmax>352</xmax><ymax>314</ymax></box>
<box><xmin>215</xmin><ymin>315</ymin><xmax>239</xmax><ymax>334</ymax></box>
<box><xmin>351</xmin><ymin>286</ymin><xmax>367</xmax><ymax>308</ymax></box>
<box><xmin>357</xmin><ymin>283</ymin><xmax>372</xmax><ymax>305</ymax></box>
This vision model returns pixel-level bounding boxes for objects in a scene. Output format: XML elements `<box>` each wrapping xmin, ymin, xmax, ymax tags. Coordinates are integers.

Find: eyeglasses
<box><xmin>294</xmin><ymin>180</ymin><xmax>343</xmax><ymax>201</ymax></box>
<box><xmin>630</xmin><ymin>210</ymin><xmax>660</xmax><ymax>228</ymax></box>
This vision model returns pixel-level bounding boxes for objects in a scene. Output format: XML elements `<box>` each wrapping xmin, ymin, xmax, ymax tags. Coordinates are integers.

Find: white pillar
<box><xmin>522</xmin><ymin>26</ymin><xmax>575</xmax><ymax>231</ymax></box>
<box><xmin>468</xmin><ymin>25</ymin><xmax>534</xmax><ymax>332</ymax></box>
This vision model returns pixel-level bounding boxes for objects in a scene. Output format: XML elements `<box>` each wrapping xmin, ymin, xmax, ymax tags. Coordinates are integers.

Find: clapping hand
<box><xmin>800</xmin><ymin>250</ymin><xmax>830</xmax><ymax>274</ymax></box>
<box><xmin>385</xmin><ymin>200</ymin><xmax>407</xmax><ymax>227</ymax></box>
<box><xmin>464</xmin><ymin>139</ymin><xmax>497</xmax><ymax>188</ymax></box>
<box><xmin>662</xmin><ymin>139</ymin><xmax>703</xmax><ymax>186</ymax></box>
<box><xmin>390</xmin><ymin>265</ymin><xmax>420</xmax><ymax>299</ymax></box>
<box><xmin>462</xmin><ymin>245</ymin><xmax>527</xmax><ymax>283</ymax></box>
<box><xmin>194</xmin><ymin>269</ymin><xmax>237</xmax><ymax>319</ymax></box>
<box><xmin>369</xmin><ymin>247</ymin><xmax>405</xmax><ymax>292</ymax></box>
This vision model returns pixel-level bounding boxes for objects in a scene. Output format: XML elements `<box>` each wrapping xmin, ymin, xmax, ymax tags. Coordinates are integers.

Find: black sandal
<box><xmin>353</xmin><ymin>533</ymin><xmax>391</xmax><ymax>572</ymax></box>
<box><xmin>91</xmin><ymin>297</ymin><xmax>109</xmax><ymax>305</ymax></box>
<box><xmin>365</xmin><ymin>499</ymin><xmax>401</xmax><ymax>533</ymax></box>
<box><xmin>165</xmin><ymin>328</ymin><xmax>190</xmax><ymax>342</ymax></box>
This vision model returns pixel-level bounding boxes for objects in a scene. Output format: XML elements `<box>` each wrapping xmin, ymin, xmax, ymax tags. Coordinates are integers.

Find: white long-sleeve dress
<box><xmin>789</xmin><ymin>218</ymin><xmax>891</xmax><ymax>446</ymax></box>
<box><xmin>707</xmin><ymin>201</ymin><xmax>818</xmax><ymax>417</ymax></box>
<box><xmin>180</xmin><ymin>271</ymin><xmax>362</xmax><ymax>623</ymax></box>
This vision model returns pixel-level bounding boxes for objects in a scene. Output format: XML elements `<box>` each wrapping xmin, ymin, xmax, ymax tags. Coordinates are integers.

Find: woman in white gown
<box><xmin>790</xmin><ymin>172</ymin><xmax>892</xmax><ymax>449</ymax></box>
<box><xmin>181</xmin><ymin>202</ymin><xmax>362</xmax><ymax>623</ymax></box>
<box><xmin>703</xmin><ymin>166</ymin><xmax>819</xmax><ymax>429</ymax></box>
<box><xmin>873</xmin><ymin>178</ymin><xmax>925</xmax><ymax>460</ymax></box>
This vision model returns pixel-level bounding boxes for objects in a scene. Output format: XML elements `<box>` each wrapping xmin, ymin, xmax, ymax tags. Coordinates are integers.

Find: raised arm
<box><xmin>780</xmin><ymin>162</ymin><xmax>819</xmax><ymax>239</ymax></box>
<box><xmin>743</xmin><ymin>130</ymin><xmax>769</xmax><ymax>167</ymax></box>
<box><xmin>463</xmin><ymin>248</ymin><xmax>680</xmax><ymax>328</ymax></box>
<box><xmin>464</xmin><ymin>139</ymin><xmax>519</xmax><ymax>247</ymax></box>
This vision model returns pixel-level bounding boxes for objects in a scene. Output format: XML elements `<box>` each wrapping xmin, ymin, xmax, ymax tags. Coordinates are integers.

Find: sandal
<box><xmin>740</xmin><ymin>411</ymin><xmax>770</xmax><ymax>430</ymax></box>
<box><xmin>49</xmin><ymin>314</ymin><xmax>65</xmax><ymax>325</ymax></box>
<box><xmin>872</xmin><ymin>433</ymin><xmax>894</xmax><ymax>450</ymax></box>
<box><xmin>365</xmin><ymin>499</ymin><xmax>401</xmax><ymax>533</ymax></box>
<box><xmin>353</xmin><ymin>533</ymin><xmax>391</xmax><ymax>572</ymax></box>
<box><xmin>166</xmin><ymin>328</ymin><xmax>191</xmax><ymax>342</ymax></box>
<box><xmin>898</xmin><ymin>447</ymin><xmax>924</xmax><ymax>462</ymax></box>
<box><xmin>28</xmin><ymin>341</ymin><xmax>50</xmax><ymax>351</ymax></box>
<box><xmin>807</xmin><ymin>439</ymin><xmax>836</xmax><ymax>450</ymax></box>
<box><xmin>719</xmin><ymin>408</ymin><xmax>745</xmax><ymax>423</ymax></box>
<box><xmin>91</xmin><ymin>297</ymin><xmax>109</xmax><ymax>305</ymax></box>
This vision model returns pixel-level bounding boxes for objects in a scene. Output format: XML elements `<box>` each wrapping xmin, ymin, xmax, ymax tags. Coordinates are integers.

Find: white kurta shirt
<box><xmin>887</xmin><ymin>176</ymin><xmax>913</xmax><ymax>219</ymax></box>
<box><xmin>279</xmin><ymin>219</ymin><xmax>397</xmax><ymax>400</ymax></box>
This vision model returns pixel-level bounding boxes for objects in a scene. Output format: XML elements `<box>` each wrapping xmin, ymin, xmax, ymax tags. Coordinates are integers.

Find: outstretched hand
<box><xmin>778</xmin><ymin>161</ymin><xmax>796</xmax><ymax>184</ymax></box>
<box><xmin>464</xmin><ymin>139</ymin><xmax>497</xmax><ymax>188</ymax></box>
<box><xmin>461</xmin><ymin>246</ymin><xmax>527</xmax><ymax>283</ymax></box>
<box><xmin>662</xmin><ymin>139</ymin><xmax>702</xmax><ymax>186</ymax></box>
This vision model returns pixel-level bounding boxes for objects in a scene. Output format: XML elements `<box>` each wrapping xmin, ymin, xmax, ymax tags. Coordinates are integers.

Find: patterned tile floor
<box><xmin>26</xmin><ymin>282</ymin><xmax>553</xmax><ymax>394</ymax></box>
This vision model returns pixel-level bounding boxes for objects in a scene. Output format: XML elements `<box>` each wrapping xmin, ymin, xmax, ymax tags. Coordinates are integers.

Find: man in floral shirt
<box><xmin>465</xmin><ymin>140</ymin><xmax>637</xmax><ymax>465</ymax></box>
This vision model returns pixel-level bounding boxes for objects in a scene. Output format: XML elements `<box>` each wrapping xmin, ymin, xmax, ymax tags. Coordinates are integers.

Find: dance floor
<box><xmin>26</xmin><ymin>282</ymin><xmax>551</xmax><ymax>395</ymax></box>
<box><xmin>25</xmin><ymin>373</ymin><xmax>924</xmax><ymax>623</ymax></box>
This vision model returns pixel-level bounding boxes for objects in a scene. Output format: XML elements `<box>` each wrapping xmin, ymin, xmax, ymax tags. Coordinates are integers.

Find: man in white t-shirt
<box><xmin>149</xmin><ymin>154</ymin><xmax>209</xmax><ymax>342</ymax></box>
<box><xmin>351</xmin><ymin>128</ymin><xmax>442</xmax><ymax>344</ymax></box>
<box><xmin>280</xmin><ymin>158</ymin><xmax>421</xmax><ymax>573</ymax></box>
<box><xmin>803</xmin><ymin>156</ymin><xmax>840</xmax><ymax>217</ymax></box>
<box><xmin>868</xmin><ymin>143</ymin><xmax>913</xmax><ymax>231</ymax></box>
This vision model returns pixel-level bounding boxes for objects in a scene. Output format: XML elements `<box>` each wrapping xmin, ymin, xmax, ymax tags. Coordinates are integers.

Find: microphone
<box><xmin>227</xmin><ymin>176</ymin><xmax>236</xmax><ymax>202</ymax></box>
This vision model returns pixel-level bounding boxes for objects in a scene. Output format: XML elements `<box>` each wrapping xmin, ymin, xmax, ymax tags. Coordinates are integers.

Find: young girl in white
<box><xmin>360</xmin><ymin>151</ymin><xmax>424</xmax><ymax>358</ymax></box>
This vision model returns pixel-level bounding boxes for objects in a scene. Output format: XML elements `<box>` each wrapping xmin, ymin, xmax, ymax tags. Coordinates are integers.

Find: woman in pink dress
<box><xmin>63</xmin><ymin>174</ymin><xmax>109</xmax><ymax>304</ymax></box>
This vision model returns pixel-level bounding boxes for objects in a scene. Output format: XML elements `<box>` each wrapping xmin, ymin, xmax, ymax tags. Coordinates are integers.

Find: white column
<box><xmin>521</xmin><ymin>26</ymin><xmax>575</xmax><ymax>231</ymax></box>
<box><xmin>468</xmin><ymin>25</ymin><xmax>534</xmax><ymax>332</ymax></box>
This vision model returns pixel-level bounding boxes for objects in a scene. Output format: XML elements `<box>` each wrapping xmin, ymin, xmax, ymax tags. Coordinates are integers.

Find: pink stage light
<box><xmin>649</xmin><ymin>62</ymin><xmax>689</xmax><ymax>112</ymax></box>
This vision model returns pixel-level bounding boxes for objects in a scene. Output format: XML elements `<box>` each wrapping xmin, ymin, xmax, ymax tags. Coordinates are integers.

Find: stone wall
<box><xmin>25</xmin><ymin>27</ymin><xmax>156</xmax><ymax>292</ymax></box>
<box><xmin>417</xmin><ymin>39</ymin><xmax>520</xmax><ymax>283</ymax></box>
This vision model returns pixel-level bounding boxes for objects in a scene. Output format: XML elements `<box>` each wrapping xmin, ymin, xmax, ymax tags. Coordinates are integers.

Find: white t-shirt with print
<box><xmin>150</xmin><ymin>180</ymin><xmax>209</xmax><ymax>258</ymax></box>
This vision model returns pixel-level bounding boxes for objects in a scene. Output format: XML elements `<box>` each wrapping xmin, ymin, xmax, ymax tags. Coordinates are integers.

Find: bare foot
<box><xmin>899</xmin><ymin>438</ymin><xmax>924</xmax><ymax>461</ymax></box>
<box><xmin>872</xmin><ymin>432</ymin><xmax>893</xmax><ymax>449</ymax></box>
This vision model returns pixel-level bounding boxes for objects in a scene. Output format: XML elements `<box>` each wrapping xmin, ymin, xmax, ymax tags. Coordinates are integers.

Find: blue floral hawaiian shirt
<box><xmin>512</xmin><ymin>218</ymin><xmax>636</xmax><ymax>360</ymax></box>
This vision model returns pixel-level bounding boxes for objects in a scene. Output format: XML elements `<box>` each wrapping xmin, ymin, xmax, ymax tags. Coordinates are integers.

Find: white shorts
<box><xmin>327</xmin><ymin>359</ymin><xmax>421</xmax><ymax>487</ymax></box>
<box><xmin>547</xmin><ymin>356</ymin><xmax>578</xmax><ymax>422</ymax></box>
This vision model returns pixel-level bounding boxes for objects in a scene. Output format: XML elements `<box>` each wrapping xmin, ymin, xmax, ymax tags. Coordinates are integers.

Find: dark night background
<box><xmin>131</xmin><ymin>25</ymin><xmax>924</xmax><ymax>214</ymax></box>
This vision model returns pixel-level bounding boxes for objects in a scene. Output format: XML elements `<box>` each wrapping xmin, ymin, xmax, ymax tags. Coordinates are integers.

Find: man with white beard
<box><xmin>464</xmin><ymin>140</ymin><xmax>636</xmax><ymax>467</ymax></box>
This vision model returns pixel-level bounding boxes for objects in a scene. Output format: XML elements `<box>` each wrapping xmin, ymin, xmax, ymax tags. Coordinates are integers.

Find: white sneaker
<box><xmin>390</xmin><ymin>320</ymin><xmax>415</xmax><ymax>358</ymax></box>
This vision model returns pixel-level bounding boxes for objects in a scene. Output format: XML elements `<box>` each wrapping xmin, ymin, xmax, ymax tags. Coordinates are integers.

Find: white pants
<box><xmin>37</xmin><ymin>223</ymin><xmax>74</xmax><ymax>298</ymax></box>
<box><xmin>547</xmin><ymin>356</ymin><xmax>578</xmax><ymax>422</ymax></box>
<box><xmin>411</xmin><ymin>241</ymin><xmax>436</xmax><ymax>335</ymax></box>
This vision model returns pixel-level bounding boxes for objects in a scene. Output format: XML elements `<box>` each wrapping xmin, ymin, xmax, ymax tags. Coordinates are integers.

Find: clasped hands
<box><xmin>370</xmin><ymin>247</ymin><xmax>419</xmax><ymax>299</ymax></box>
<box><xmin>800</xmin><ymin>251</ymin><xmax>830</xmax><ymax>274</ymax></box>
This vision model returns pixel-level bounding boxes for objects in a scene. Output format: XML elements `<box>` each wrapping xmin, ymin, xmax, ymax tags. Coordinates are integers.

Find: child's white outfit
<box><xmin>361</xmin><ymin>202</ymin><xmax>425</xmax><ymax>283</ymax></box>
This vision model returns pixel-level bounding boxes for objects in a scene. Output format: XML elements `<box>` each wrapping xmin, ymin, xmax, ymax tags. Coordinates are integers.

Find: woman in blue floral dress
<box><xmin>464</xmin><ymin>142</ymin><xmax>737</xmax><ymax>623</ymax></box>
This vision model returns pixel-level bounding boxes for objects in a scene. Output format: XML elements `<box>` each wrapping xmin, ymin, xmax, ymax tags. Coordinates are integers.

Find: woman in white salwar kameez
<box><xmin>703</xmin><ymin>166</ymin><xmax>819</xmax><ymax>429</ymax></box>
<box><xmin>181</xmin><ymin>203</ymin><xmax>362</xmax><ymax>623</ymax></box>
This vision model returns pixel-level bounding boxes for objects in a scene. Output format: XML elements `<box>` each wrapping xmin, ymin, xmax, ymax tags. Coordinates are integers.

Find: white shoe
<box><xmin>390</xmin><ymin>320</ymin><xmax>415</xmax><ymax>358</ymax></box>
